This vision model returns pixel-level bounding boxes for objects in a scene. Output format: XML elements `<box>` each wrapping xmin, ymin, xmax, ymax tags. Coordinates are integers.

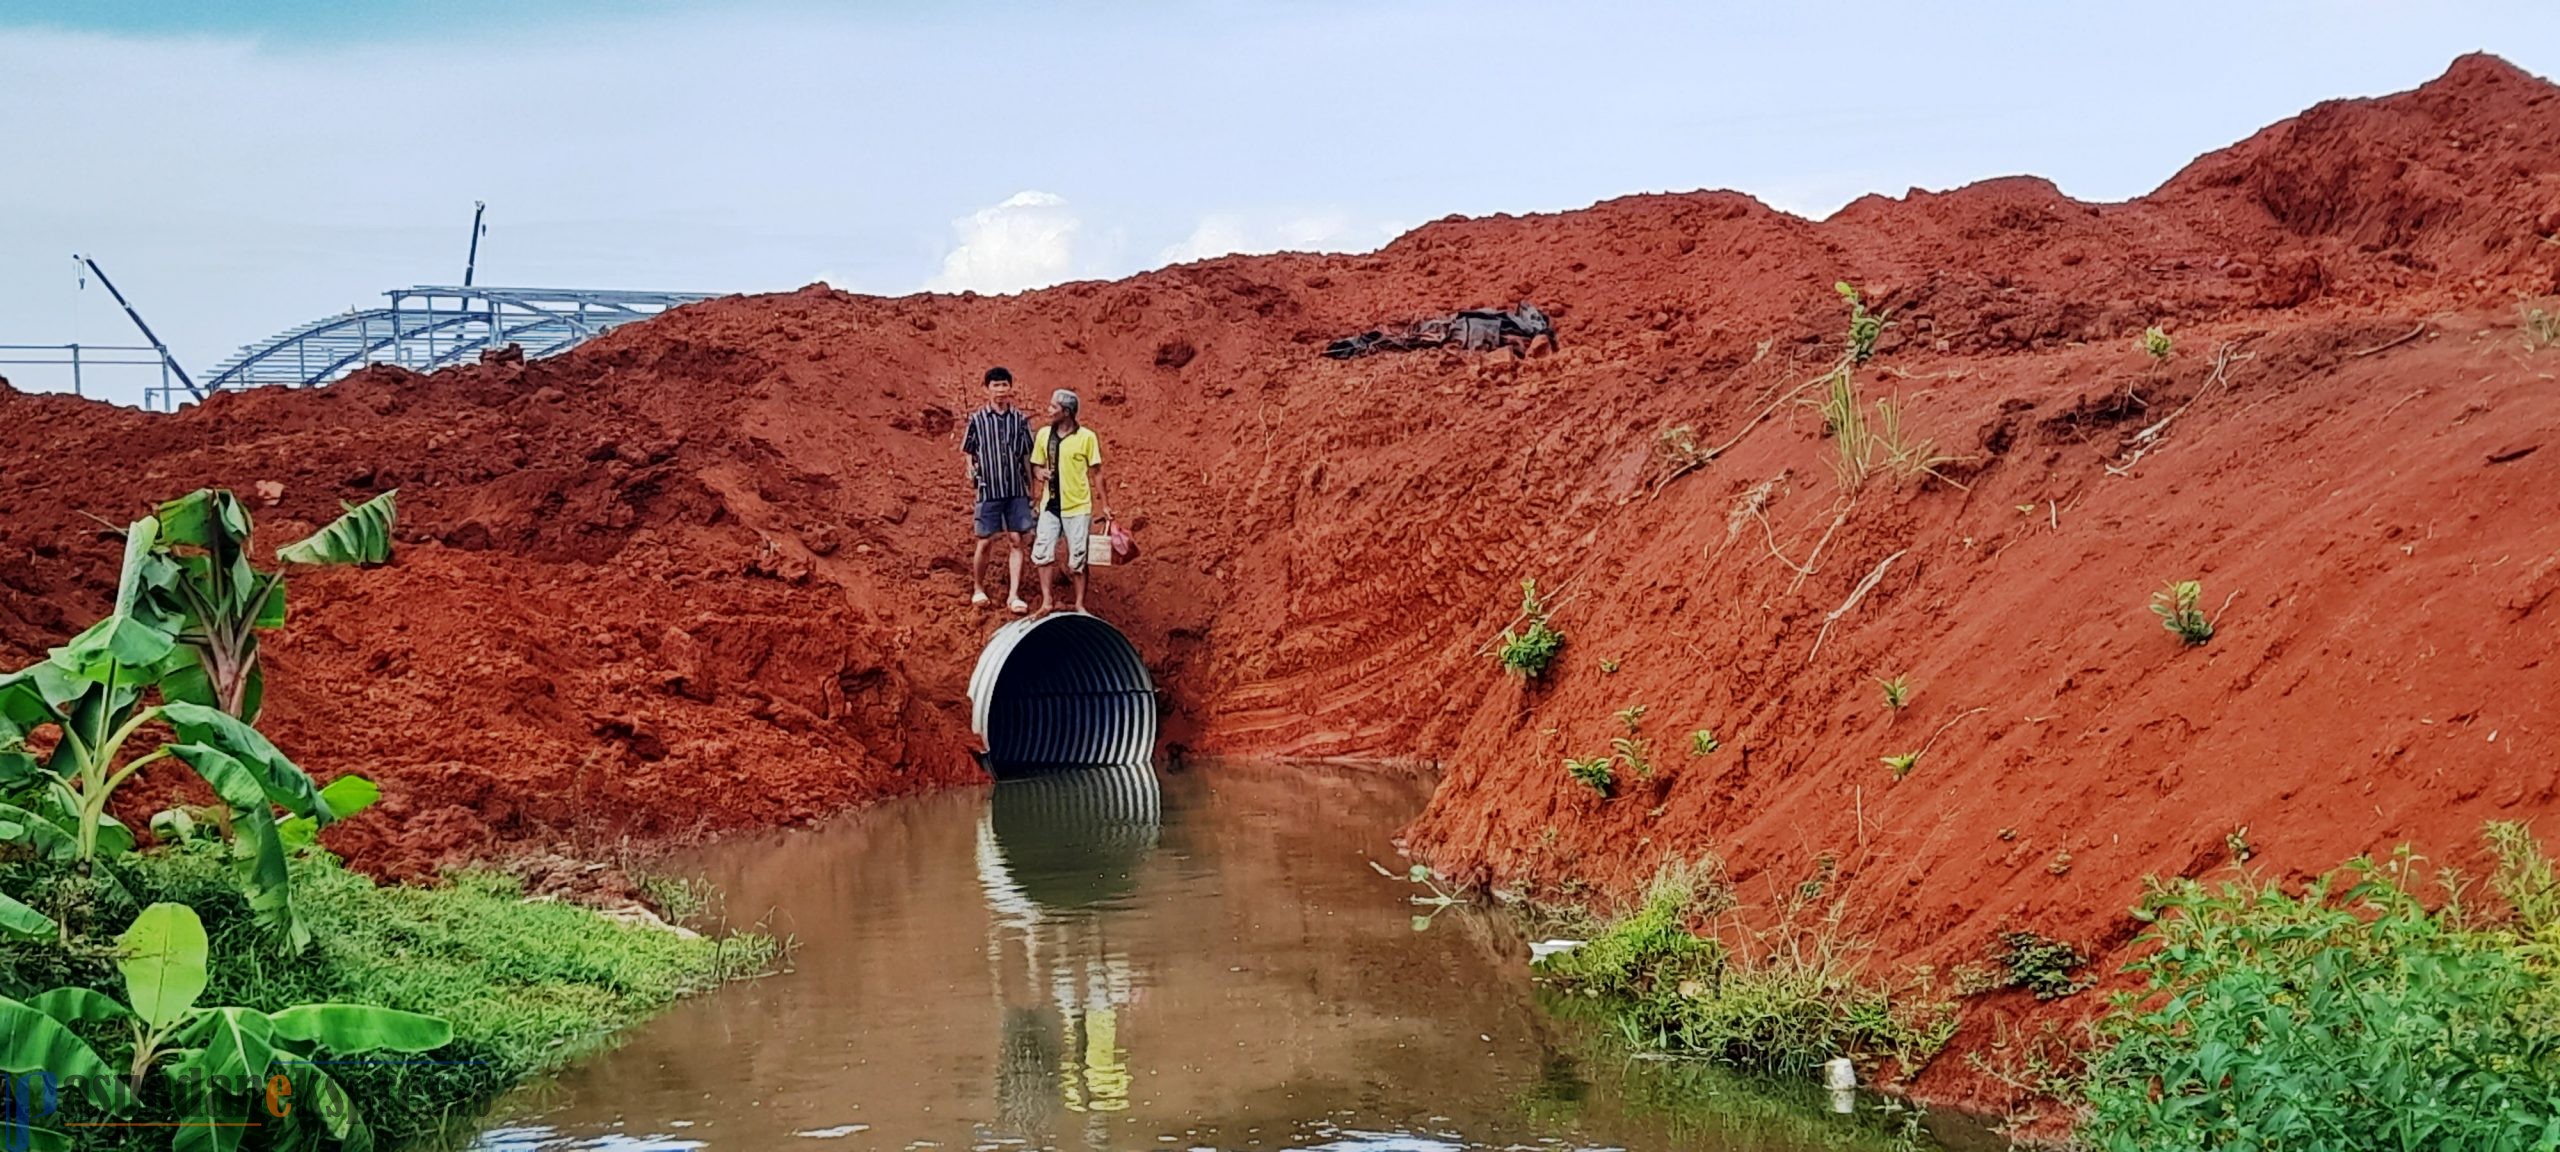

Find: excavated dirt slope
<box><xmin>4</xmin><ymin>53</ymin><xmax>2558</xmax><ymax>1109</ymax></box>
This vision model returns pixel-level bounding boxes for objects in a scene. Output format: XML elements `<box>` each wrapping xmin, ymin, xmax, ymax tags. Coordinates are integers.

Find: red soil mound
<box><xmin>4</xmin><ymin>52</ymin><xmax>2557</xmax><ymax>1108</ymax></box>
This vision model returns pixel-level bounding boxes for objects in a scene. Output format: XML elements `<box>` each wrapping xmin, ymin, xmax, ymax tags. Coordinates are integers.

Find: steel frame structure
<box><xmin>177</xmin><ymin>285</ymin><xmax>714</xmax><ymax>410</ymax></box>
<box><xmin>0</xmin><ymin>343</ymin><xmax>179</xmax><ymax>401</ymax></box>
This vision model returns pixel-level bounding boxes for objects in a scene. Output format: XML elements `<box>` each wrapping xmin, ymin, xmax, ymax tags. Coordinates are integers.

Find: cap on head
<box><xmin>1052</xmin><ymin>388</ymin><xmax>1079</xmax><ymax>415</ymax></box>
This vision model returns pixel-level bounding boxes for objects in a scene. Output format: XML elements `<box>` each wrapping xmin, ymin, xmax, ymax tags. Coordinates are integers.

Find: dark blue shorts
<box><xmin>974</xmin><ymin>495</ymin><xmax>1035</xmax><ymax>538</ymax></box>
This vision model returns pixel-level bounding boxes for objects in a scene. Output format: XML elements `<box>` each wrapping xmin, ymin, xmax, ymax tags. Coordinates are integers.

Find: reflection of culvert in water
<box><xmin>967</xmin><ymin>613</ymin><xmax>1158</xmax><ymax>775</ymax></box>
<box><xmin>977</xmin><ymin>763</ymin><xmax>1162</xmax><ymax>915</ymax></box>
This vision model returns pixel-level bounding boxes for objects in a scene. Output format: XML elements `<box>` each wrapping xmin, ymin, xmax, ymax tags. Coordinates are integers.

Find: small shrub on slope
<box><xmin>1992</xmin><ymin>930</ymin><xmax>2092</xmax><ymax>1000</ymax></box>
<box><xmin>1564</xmin><ymin>756</ymin><xmax>1616</xmax><ymax>797</ymax></box>
<box><xmin>1837</xmin><ymin>282</ymin><xmax>1889</xmax><ymax>364</ymax></box>
<box><xmin>2141</xmin><ymin>325</ymin><xmax>2174</xmax><ymax>362</ymax></box>
<box><xmin>2150</xmin><ymin>579</ymin><xmax>2214</xmax><ymax>645</ymax></box>
<box><xmin>1497</xmin><ymin>578</ymin><xmax>1565</xmax><ymax>678</ymax></box>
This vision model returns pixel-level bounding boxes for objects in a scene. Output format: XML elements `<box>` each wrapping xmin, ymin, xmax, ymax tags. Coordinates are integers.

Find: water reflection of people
<box><xmin>977</xmin><ymin>764</ymin><xmax>1161</xmax><ymax>1139</ymax></box>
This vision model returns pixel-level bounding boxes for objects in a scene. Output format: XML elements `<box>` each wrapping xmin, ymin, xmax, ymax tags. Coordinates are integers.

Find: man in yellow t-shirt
<box><xmin>1030</xmin><ymin>388</ymin><xmax>1109</xmax><ymax>614</ymax></box>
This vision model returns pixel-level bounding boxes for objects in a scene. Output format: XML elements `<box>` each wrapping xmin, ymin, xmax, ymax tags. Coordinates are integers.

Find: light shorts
<box><xmin>1032</xmin><ymin>510</ymin><xmax>1091</xmax><ymax>572</ymax></box>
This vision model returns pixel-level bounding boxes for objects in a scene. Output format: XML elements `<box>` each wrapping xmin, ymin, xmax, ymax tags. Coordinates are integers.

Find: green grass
<box><xmin>1535</xmin><ymin>861</ymin><xmax>1955</xmax><ymax>1080</ymax></box>
<box><xmin>2</xmin><ymin>846</ymin><xmax>776</xmax><ymax>1149</ymax></box>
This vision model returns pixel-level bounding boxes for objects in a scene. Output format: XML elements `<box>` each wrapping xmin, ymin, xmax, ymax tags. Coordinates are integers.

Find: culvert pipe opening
<box><xmin>968</xmin><ymin>613</ymin><xmax>1158</xmax><ymax>776</ymax></box>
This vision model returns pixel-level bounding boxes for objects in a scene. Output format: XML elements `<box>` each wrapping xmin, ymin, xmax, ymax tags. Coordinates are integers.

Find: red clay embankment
<box><xmin>3</xmin><ymin>52</ymin><xmax>2557</xmax><ymax>1111</ymax></box>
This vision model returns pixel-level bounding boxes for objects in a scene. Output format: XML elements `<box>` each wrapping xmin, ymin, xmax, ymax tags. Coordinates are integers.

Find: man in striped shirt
<box><xmin>962</xmin><ymin>366</ymin><xmax>1036</xmax><ymax>613</ymax></box>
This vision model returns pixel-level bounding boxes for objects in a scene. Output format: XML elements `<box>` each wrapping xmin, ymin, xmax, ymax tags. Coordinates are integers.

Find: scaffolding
<box><xmin>174</xmin><ymin>285</ymin><xmax>715</xmax><ymax>411</ymax></box>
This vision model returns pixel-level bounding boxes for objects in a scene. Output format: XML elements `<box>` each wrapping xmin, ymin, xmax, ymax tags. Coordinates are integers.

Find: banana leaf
<box><xmin>160</xmin><ymin>703</ymin><xmax>329</xmax><ymax>819</ymax></box>
<box><xmin>269</xmin><ymin>1004</ymin><xmax>451</xmax><ymax>1053</ymax></box>
<box><xmin>0</xmin><ymin>996</ymin><xmax>130</xmax><ymax>1111</ymax></box>
<box><xmin>24</xmin><ymin>987</ymin><xmax>130</xmax><ymax>1026</ymax></box>
<box><xmin>117</xmin><ymin>902</ymin><xmax>209</xmax><ymax>1031</ymax></box>
<box><xmin>167</xmin><ymin>746</ymin><xmax>307</xmax><ymax>949</ymax></box>
<box><xmin>276</xmin><ymin>490</ymin><xmax>397</xmax><ymax>567</ymax></box>
<box><xmin>0</xmin><ymin>891</ymin><xmax>55</xmax><ymax>939</ymax></box>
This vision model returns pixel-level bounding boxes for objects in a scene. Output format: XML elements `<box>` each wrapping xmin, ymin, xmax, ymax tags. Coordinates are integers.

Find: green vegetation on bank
<box><xmin>1533</xmin><ymin>824</ymin><xmax>2560</xmax><ymax>1152</ymax></box>
<box><xmin>1534</xmin><ymin>860</ymin><xmax>1955</xmax><ymax>1079</ymax></box>
<box><xmin>2085</xmin><ymin>824</ymin><xmax>2560</xmax><ymax>1152</ymax></box>
<box><xmin>4</xmin><ymin>846</ymin><xmax>776</xmax><ymax>1149</ymax></box>
<box><xmin>0</xmin><ymin>488</ymin><xmax>772</xmax><ymax>1150</ymax></box>
<box><xmin>1519</xmin><ymin>1000</ymin><xmax>1936</xmax><ymax>1152</ymax></box>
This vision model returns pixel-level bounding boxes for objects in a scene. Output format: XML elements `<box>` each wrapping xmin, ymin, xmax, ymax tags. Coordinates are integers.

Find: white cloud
<box><xmin>1154</xmin><ymin>212</ymin><xmax>1401</xmax><ymax>266</ymax></box>
<box><xmin>926</xmin><ymin>191</ymin><xmax>1082</xmax><ymax>294</ymax></box>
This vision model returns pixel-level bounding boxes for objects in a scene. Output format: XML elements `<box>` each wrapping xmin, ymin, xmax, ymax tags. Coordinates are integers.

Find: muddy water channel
<box><xmin>472</xmin><ymin>763</ymin><xmax>1959</xmax><ymax>1152</ymax></box>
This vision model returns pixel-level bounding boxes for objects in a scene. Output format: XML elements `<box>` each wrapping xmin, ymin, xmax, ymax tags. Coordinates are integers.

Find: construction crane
<box><xmin>464</xmin><ymin>201</ymin><xmax>487</xmax><ymax>287</ymax></box>
<box><xmin>72</xmin><ymin>254</ymin><xmax>198</xmax><ymax>402</ymax></box>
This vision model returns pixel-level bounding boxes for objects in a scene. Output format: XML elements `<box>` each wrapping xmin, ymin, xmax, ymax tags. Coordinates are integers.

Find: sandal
<box><xmin>971</xmin><ymin>588</ymin><xmax>990</xmax><ymax>608</ymax></box>
<box><xmin>1008</xmin><ymin>597</ymin><xmax>1030</xmax><ymax>615</ymax></box>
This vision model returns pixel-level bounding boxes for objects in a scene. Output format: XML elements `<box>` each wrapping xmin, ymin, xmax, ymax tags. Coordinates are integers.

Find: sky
<box><xmin>1</xmin><ymin>1</ymin><xmax>2552</xmax><ymax>407</ymax></box>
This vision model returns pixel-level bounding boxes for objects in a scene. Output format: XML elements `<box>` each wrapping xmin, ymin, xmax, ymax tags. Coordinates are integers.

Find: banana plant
<box><xmin>0</xmin><ymin>500</ymin><xmax>377</xmax><ymax>948</ymax></box>
<box><xmin>156</xmin><ymin>488</ymin><xmax>397</xmax><ymax>723</ymax></box>
<box><xmin>0</xmin><ymin>903</ymin><xmax>451</xmax><ymax>1152</ymax></box>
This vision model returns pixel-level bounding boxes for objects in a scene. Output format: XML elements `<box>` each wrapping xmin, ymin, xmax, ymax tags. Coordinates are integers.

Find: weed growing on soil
<box><xmin>2487</xmin><ymin>820</ymin><xmax>2559</xmax><ymax>928</ymax></box>
<box><xmin>2522</xmin><ymin>305</ymin><xmax>2558</xmax><ymax>350</ymax></box>
<box><xmin>1811</xmin><ymin>289</ymin><xmax>1958</xmax><ymax>491</ymax></box>
<box><xmin>1612</xmin><ymin>736</ymin><xmax>1655</xmax><ymax>779</ymax></box>
<box><xmin>2083</xmin><ymin>828</ymin><xmax>2560</xmax><ymax>1151</ymax></box>
<box><xmin>1614</xmin><ymin>704</ymin><xmax>1648</xmax><ymax>733</ymax></box>
<box><xmin>1837</xmin><ymin>282</ymin><xmax>1889</xmax><ymax>364</ymax></box>
<box><xmin>1982</xmin><ymin>930</ymin><xmax>2093</xmax><ymax>1000</ymax></box>
<box><xmin>1875</xmin><ymin>675</ymin><xmax>1911</xmax><ymax>711</ymax></box>
<box><xmin>1964</xmin><ymin>1017</ymin><xmax>2094</xmax><ymax>1125</ymax></box>
<box><xmin>1565</xmin><ymin>756</ymin><xmax>1616</xmax><ymax>797</ymax></box>
<box><xmin>1654</xmin><ymin>423</ymin><xmax>1713</xmax><ymax>477</ymax></box>
<box><xmin>2150</xmin><ymin>579</ymin><xmax>2214</xmax><ymax>645</ymax></box>
<box><xmin>1869</xmin><ymin>395</ymin><xmax>1958</xmax><ymax>485</ymax></box>
<box><xmin>1817</xmin><ymin>366</ymin><xmax>1873</xmax><ymax>488</ymax></box>
<box><xmin>1599</xmin><ymin>657</ymin><xmax>1622</xmax><ymax>674</ymax></box>
<box><xmin>1690</xmin><ymin>729</ymin><xmax>1720</xmax><ymax>756</ymax></box>
<box><xmin>2226</xmin><ymin>825</ymin><xmax>2254</xmax><ymax>863</ymax></box>
<box><xmin>1880</xmin><ymin>751</ymin><xmax>1920</xmax><ymax>779</ymax></box>
<box><xmin>2141</xmin><ymin>326</ymin><xmax>2174</xmax><ymax>362</ymax></box>
<box><xmin>1497</xmin><ymin>578</ymin><xmax>1566</xmax><ymax>678</ymax></box>
<box><xmin>1536</xmin><ymin>858</ymin><xmax>1957</xmax><ymax>1078</ymax></box>
<box><xmin>3</xmin><ymin>845</ymin><xmax>777</xmax><ymax>1149</ymax></box>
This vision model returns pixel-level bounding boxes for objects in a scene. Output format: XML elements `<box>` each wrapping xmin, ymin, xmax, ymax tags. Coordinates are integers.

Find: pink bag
<box><xmin>1106</xmin><ymin>520</ymin><xmax>1137</xmax><ymax>564</ymax></box>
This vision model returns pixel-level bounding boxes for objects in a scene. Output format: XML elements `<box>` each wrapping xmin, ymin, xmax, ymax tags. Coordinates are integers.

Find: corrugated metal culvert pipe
<box><xmin>967</xmin><ymin>613</ymin><xmax>1158</xmax><ymax>776</ymax></box>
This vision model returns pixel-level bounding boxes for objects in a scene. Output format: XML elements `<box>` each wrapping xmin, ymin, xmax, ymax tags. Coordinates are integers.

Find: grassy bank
<box><xmin>1531</xmin><ymin>858</ymin><xmax>1957</xmax><ymax>1080</ymax></box>
<box><xmin>2</xmin><ymin>846</ymin><xmax>776</xmax><ymax>1149</ymax></box>
<box><xmin>1531</xmin><ymin>823</ymin><xmax>2560</xmax><ymax>1151</ymax></box>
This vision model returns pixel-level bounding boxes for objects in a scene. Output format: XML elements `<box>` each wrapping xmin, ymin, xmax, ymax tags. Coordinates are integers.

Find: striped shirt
<box><xmin>962</xmin><ymin>405</ymin><xmax>1034</xmax><ymax>501</ymax></box>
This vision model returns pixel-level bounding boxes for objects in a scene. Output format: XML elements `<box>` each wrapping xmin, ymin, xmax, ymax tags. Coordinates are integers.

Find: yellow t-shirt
<box><xmin>1031</xmin><ymin>425</ymin><xmax>1103</xmax><ymax>517</ymax></box>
